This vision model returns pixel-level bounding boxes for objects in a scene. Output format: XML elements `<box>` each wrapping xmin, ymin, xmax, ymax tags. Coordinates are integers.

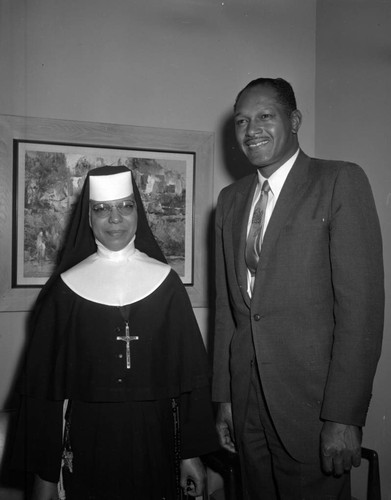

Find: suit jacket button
<box><xmin>253</xmin><ymin>314</ymin><xmax>261</xmax><ymax>321</ymax></box>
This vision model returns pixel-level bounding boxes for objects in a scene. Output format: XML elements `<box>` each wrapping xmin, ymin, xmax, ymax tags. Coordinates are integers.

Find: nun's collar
<box><xmin>61</xmin><ymin>239</ymin><xmax>170</xmax><ymax>306</ymax></box>
<box><xmin>95</xmin><ymin>237</ymin><xmax>136</xmax><ymax>261</ymax></box>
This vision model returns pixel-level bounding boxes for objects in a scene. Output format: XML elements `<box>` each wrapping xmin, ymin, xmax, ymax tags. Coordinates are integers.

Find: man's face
<box><xmin>90</xmin><ymin>195</ymin><xmax>138</xmax><ymax>252</ymax></box>
<box><xmin>234</xmin><ymin>85</ymin><xmax>301</xmax><ymax>177</ymax></box>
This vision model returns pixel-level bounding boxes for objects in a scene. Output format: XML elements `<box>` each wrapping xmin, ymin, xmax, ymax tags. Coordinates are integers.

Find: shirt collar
<box><xmin>257</xmin><ymin>148</ymin><xmax>300</xmax><ymax>198</ymax></box>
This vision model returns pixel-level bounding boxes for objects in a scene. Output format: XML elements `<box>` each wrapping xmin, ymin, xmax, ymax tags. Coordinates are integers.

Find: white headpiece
<box><xmin>89</xmin><ymin>170</ymin><xmax>133</xmax><ymax>201</ymax></box>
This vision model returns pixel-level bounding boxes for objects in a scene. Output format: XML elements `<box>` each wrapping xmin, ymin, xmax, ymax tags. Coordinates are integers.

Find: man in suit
<box><xmin>212</xmin><ymin>78</ymin><xmax>384</xmax><ymax>499</ymax></box>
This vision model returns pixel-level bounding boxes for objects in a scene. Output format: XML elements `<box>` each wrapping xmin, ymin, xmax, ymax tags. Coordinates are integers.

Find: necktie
<box><xmin>245</xmin><ymin>180</ymin><xmax>270</xmax><ymax>276</ymax></box>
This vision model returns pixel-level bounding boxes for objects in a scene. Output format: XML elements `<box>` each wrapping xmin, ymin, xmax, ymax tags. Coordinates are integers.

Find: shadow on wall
<box><xmin>205</xmin><ymin>110</ymin><xmax>255</xmax><ymax>362</ymax></box>
<box><xmin>219</xmin><ymin>110</ymin><xmax>255</xmax><ymax>182</ymax></box>
<box><xmin>3</xmin><ymin>314</ymin><xmax>31</xmax><ymax>411</ymax></box>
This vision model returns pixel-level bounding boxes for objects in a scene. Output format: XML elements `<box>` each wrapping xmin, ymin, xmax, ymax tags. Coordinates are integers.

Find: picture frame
<box><xmin>14</xmin><ymin>141</ymin><xmax>194</xmax><ymax>287</ymax></box>
<box><xmin>0</xmin><ymin>115</ymin><xmax>214</xmax><ymax>311</ymax></box>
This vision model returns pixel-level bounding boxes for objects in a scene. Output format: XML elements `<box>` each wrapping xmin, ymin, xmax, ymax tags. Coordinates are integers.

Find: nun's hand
<box><xmin>31</xmin><ymin>474</ymin><xmax>59</xmax><ymax>500</ymax></box>
<box><xmin>180</xmin><ymin>457</ymin><xmax>206</xmax><ymax>497</ymax></box>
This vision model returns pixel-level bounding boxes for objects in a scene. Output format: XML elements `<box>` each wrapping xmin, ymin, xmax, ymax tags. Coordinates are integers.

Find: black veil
<box><xmin>33</xmin><ymin>165</ymin><xmax>167</xmax><ymax>309</ymax></box>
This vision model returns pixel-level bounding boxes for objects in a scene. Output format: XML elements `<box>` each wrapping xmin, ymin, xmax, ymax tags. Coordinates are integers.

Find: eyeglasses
<box><xmin>91</xmin><ymin>200</ymin><xmax>135</xmax><ymax>218</ymax></box>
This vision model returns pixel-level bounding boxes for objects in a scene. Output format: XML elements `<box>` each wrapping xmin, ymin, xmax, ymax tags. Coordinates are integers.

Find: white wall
<box><xmin>0</xmin><ymin>0</ymin><xmax>316</xmax><ymax>408</ymax></box>
<box><xmin>315</xmin><ymin>2</ymin><xmax>391</xmax><ymax>498</ymax></box>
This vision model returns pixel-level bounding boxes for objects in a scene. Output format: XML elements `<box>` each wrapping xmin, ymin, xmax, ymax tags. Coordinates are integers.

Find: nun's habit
<box><xmin>13</xmin><ymin>166</ymin><xmax>218</xmax><ymax>499</ymax></box>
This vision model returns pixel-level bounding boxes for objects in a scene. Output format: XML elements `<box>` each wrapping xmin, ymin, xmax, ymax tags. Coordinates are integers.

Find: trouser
<box><xmin>238</xmin><ymin>369</ymin><xmax>351</xmax><ymax>500</ymax></box>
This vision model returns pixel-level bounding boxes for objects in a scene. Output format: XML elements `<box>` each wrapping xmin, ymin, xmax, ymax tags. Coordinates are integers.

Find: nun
<box><xmin>13</xmin><ymin>166</ymin><xmax>218</xmax><ymax>500</ymax></box>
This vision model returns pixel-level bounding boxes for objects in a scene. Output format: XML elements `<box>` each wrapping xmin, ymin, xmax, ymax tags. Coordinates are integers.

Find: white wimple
<box><xmin>61</xmin><ymin>238</ymin><xmax>170</xmax><ymax>306</ymax></box>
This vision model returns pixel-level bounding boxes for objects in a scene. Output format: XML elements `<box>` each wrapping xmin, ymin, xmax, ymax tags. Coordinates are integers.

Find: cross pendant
<box><xmin>116</xmin><ymin>321</ymin><xmax>139</xmax><ymax>369</ymax></box>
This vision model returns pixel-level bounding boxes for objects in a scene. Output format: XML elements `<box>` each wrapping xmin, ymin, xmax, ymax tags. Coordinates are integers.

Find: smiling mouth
<box><xmin>247</xmin><ymin>139</ymin><xmax>270</xmax><ymax>149</ymax></box>
<box><xmin>107</xmin><ymin>230</ymin><xmax>124</xmax><ymax>237</ymax></box>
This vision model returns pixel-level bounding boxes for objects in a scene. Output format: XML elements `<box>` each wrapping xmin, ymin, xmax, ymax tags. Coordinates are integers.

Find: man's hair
<box><xmin>234</xmin><ymin>78</ymin><xmax>297</xmax><ymax>116</ymax></box>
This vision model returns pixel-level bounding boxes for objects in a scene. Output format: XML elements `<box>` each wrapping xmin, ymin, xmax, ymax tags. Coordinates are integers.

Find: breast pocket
<box><xmin>283</xmin><ymin>218</ymin><xmax>329</xmax><ymax>235</ymax></box>
<box><xmin>268</xmin><ymin>219</ymin><xmax>332</xmax><ymax>302</ymax></box>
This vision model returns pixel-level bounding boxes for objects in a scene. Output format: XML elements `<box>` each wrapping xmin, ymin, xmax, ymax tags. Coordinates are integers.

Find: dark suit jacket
<box><xmin>212</xmin><ymin>151</ymin><xmax>384</xmax><ymax>463</ymax></box>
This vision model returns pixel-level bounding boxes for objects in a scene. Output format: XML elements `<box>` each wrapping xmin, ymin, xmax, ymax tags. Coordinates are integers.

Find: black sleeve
<box><xmin>12</xmin><ymin>396</ymin><xmax>64</xmax><ymax>483</ymax></box>
<box><xmin>180</xmin><ymin>386</ymin><xmax>219</xmax><ymax>459</ymax></box>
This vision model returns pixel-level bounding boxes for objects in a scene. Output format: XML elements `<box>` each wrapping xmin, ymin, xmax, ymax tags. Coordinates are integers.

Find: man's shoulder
<box><xmin>306</xmin><ymin>154</ymin><xmax>362</xmax><ymax>173</ymax></box>
<box><xmin>218</xmin><ymin>173</ymin><xmax>255</xmax><ymax>199</ymax></box>
<box><xmin>303</xmin><ymin>154</ymin><xmax>368</xmax><ymax>183</ymax></box>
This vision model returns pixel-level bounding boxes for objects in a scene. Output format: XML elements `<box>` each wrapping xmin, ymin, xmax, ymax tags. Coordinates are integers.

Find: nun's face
<box><xmin>90</xmin><ymin>195</ymin><xmax>138</xmax><ymax>251</ymax></box>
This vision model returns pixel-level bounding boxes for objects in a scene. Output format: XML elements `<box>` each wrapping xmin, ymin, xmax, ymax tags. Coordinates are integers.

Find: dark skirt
<box><xmin>63</xmin><ymin>399</ymin><xmax>177</xmax><ymax>500</ymax></box>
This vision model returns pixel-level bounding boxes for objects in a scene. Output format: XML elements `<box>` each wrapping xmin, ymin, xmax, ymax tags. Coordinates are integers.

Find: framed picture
<box><xmin>14</xmin><ymin>141</ymin><xmax>194</xmax><ymax>287</ymax></box>
<box><xmin>0</xmin><ymin>115</ymin><xmax>214</xmax><ymax>310</ymax></box>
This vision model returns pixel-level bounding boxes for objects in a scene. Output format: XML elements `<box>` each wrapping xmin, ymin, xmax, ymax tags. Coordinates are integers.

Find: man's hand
<box><xmin>320</xmin><ymin>421</ymin><xmax>362</xmax><ymax>476</ymax></box>
<box><xmin>180</xmin><ymin>457</ymin><xmax>206</xmax><ymax>497</ymax></box>
<box><xmin>216</xmin><ymin>402</ymin><xmax>236</xmax><ymax>453</ymax></box>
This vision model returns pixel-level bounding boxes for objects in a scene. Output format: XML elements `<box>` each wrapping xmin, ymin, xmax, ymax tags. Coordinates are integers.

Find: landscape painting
<box><xmin>14</xmin><ymin>141</ymin><xmax>194</xmax><ymax>287</ymax></box>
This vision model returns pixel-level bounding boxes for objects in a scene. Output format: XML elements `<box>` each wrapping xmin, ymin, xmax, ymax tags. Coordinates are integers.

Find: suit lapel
<box><xmin>255</xmin><ymin>152</ymin><xmax>311</xmax><ymax>281</ymax></box>
<box><xmin>230</xmin><ymin>152</ymin><xmax>312</xmax><ymax>305</ymax></box>
<box><xmin>233</xmin><ymin>175</ymin><xmax>257</xmax><ymax>308</ymax></box>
